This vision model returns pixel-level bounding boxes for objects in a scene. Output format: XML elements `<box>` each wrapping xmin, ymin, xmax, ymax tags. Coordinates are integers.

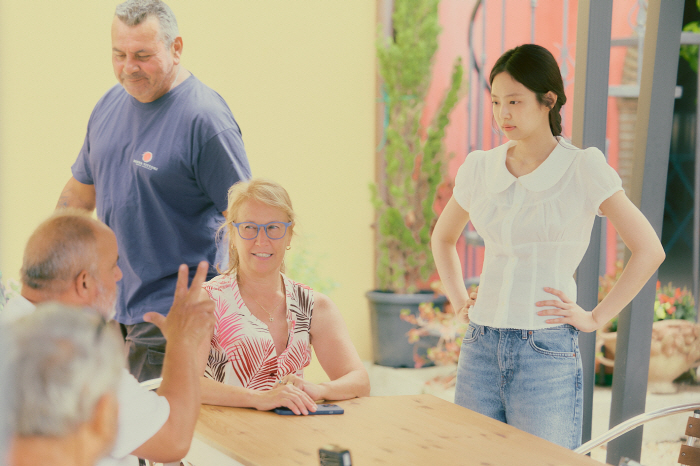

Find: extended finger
<box><xmin>536</xmin><ymin>299</ymin><xmax>566</xmax><ymax>308</ymax></box>
<box><xmin>285</xmin><ymin>394</ymin><xmax>310</xmax><ymax>415</ymax></box>
<box><xmin>281</xmin><ymin>399</ymin><xmax>302</xmax><ymax>415</ymax></box>
<box><xmin>537</xmin><ymin>308</ymin><xmax>571</xmax><ymax>316</ymax></box>
<box><xmin>303</xmin><ymin>396</ymin><xmax>317</xmax><ymax>412</ymax></box>
<box><xmin>187</xmin><ymin>261</ymin><xmax>210</xmax><ymax>298</ymax></box>
<box><xmin>173</xmin><ymin>264</ymin><xmax>190</xmax><ymax>300</ymax></box>
<box><xmin>544</xmin><ymin>317</ymin><xmax>567</xmax><ymax>324</ymax></box>
<box><xmin>293</xmin><ymin>388</ymin><xmax>317</xmax><ymax>412</ymax></box>
<box><xmin>543</xmin><ymin>287</ymin><xmax>572</xmax><ymax>303</ymax></box>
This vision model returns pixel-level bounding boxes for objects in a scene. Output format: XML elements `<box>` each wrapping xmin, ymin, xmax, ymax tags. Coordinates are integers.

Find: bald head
<box><xmin>18</xmin><ymin>210</ymin><xmax>122</xmax><ymax>321</ymax></box>
<box><xmin>21</xmin><ymin>210</ymin><xmax>108</xmax><ymax>295</ymax></box>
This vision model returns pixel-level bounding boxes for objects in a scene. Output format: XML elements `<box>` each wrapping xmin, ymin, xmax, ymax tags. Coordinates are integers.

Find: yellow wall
<box><xmin>0</xmin><ymin>1</ymin><xmax>376</xmax><ymax>363</ymax></box>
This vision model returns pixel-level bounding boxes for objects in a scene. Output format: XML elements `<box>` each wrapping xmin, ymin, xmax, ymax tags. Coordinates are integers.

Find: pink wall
<box><xmin>422</xmin><ymin>0</ymin><xmax>640</xmax><ymax>278</ymax></box>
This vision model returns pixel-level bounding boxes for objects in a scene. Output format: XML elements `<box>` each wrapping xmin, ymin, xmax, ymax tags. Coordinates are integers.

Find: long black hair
<box><xmin>489</xmin><ymin>44</ymin><xmax>566</xmax><ymax>137</ymax></box>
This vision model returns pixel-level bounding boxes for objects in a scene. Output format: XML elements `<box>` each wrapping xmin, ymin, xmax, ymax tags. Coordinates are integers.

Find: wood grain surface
<box><xmin>195</xmin><ymin>394</ymin><xmax>607</xmax><ymax>466</ymax></box>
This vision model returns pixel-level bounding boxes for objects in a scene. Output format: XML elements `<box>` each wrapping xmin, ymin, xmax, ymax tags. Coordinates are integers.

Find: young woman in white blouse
<box><xmin>432</xmin><ymin>44</ymin><xmax>665</xmax><ymax>449</ymax></box>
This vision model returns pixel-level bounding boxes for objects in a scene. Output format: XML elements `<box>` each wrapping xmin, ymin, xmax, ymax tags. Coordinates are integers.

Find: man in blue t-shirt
<box><xmin>57</xmin><ymin>0</ymin><xmax>251</xmax><ymax>382</ymax></box>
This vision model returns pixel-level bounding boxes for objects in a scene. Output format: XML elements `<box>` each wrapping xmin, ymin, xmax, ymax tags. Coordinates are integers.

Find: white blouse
<box><xmin>453</xmin><ymin>138</ymin><xmax>623</xmax><ymax>329</ymax></box>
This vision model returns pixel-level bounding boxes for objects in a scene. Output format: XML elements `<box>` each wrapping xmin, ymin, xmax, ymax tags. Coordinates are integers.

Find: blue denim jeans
<box><xmin>455</xmin><ymin>322</ymin><xmax>583</xmax><ymax>449</ymax></box>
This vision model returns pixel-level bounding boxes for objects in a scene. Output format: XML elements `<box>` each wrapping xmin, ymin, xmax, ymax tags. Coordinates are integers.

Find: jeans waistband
<box><xmin>471</xmin><ymin>322</ymin><xmax>576</xmax><ymax>339</ymax></box>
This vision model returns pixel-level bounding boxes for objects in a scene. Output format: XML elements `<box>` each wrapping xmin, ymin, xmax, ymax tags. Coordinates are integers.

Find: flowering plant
<box><xmin>400</xmin><ymin>302</ymin><xmax>467</xmax><ymax>367</ymax></box>
<box><xmin>400</xmin><ymin>281</ymin><xmax>471</xmax><ymax>368</ymax></box>
<box><xmin>654</xmin><ymin>282</ymin><xmax>695</xmax><ymax>322</ymax></box>
<box><xmin>599</xmin><ymin>262</ymin><xmax>696</xmax><ymax>332</ymax></box>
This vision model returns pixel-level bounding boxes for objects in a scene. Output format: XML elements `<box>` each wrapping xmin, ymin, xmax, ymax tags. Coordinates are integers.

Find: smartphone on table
<box><xmin>273</xmin><ymin>403</ymin><xmax>344</xmax><ymax>415</ymax></box>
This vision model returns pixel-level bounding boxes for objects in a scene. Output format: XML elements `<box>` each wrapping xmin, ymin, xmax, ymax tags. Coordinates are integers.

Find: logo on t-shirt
<box><xmin>133</xmin><ymin>151</ymin><xmax>158</xmax><ymax>171</ymax></box>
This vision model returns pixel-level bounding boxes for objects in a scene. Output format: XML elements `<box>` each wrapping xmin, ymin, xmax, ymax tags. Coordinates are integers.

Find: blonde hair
<box><xmin>220</xmin><ymin>178</ymin><xmax>295</xmax><ymax>275</ymax></box>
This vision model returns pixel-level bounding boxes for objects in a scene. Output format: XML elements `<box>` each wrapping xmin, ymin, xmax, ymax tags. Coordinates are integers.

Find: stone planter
<box><xmin>597</xmin><ymin>320</ymin><xmax>700</xmax><ymax>393</ymax></box>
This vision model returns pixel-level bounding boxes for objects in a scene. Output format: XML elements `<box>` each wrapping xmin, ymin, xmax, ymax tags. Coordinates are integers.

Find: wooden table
<box><xmin>195</xmin><ymin>394</ymin><xmax>606</xmax><ymax>466</ymax></box>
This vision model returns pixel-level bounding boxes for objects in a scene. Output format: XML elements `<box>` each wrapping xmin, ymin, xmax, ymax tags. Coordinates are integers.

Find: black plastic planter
<box><xmin>366</xmin><ymin>290</ymin><xmax>447</xmax><ymax>368</ymax></box>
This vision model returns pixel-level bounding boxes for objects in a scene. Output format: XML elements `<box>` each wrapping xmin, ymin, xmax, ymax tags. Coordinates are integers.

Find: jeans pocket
<box><xmin>462</xmin><ymin>322</ymin><xmax>480</xmax><ymax>344</ymax></box>
<box><xmin>528</xmin><ymin>328</ymin><xmax>576</xmax><ymax>358</ymax></box>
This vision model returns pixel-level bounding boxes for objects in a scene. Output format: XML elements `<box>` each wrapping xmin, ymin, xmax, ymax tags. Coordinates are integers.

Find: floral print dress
<box><xmin>202</xmin><ymin>273</ymin><xmax>313</xmax><ymax>390</ymax></box>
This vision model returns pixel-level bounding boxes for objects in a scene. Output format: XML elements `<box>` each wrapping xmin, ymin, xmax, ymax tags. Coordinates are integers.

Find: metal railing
<box><xmin>575</xmin><ymin>402</ymin><xmax>700</xmax><ymax>455</ymax></box>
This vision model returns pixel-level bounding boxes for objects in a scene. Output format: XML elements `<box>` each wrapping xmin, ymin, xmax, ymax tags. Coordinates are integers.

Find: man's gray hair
<box><xmin>20</xmin><ymin>209</ymin><xmax>101</xmax><ymax>295</ymax></box>
<box><xmin>115</xmin><ymin>0</ymin><xmax>179</xmax><ymax>47</ymax></box>
<box><xmin>11</xmin><ymin>303</ymin><xmax>124</xmax><ymax>436</ymax></box>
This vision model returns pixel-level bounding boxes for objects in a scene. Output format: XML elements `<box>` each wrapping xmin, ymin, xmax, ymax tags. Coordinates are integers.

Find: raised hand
<box><xmin>536</xmin><ymin>287</ymin><xmax>599</xmax><ymax>332</ymax></box>
<box><xmin>144</xmin><ymin>261</ymin><xmax>216</xmax><ymax>350</ymax></box>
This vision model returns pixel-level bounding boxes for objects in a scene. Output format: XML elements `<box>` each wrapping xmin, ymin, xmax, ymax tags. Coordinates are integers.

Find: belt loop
<box><xmin>521</xmin><ymin>329</ymin><xmax>528</xmax><ymax>340</ymax></box>
<box><xmin>480</xmin><ymin>325</ymin><xmax>485</xmax><ymax>336</ymax></box>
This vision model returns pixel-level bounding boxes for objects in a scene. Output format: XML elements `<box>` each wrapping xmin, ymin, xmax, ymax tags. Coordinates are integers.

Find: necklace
<box><xmin>251</xmin><ymin>294</ymin><xmax>285</xmax><ymax>322</ymax></box>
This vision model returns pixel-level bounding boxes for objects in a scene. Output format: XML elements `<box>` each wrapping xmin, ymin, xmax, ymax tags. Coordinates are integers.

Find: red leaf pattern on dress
<box><xmin>202</xmin><ymin>274</ymin><xmax>314</xmax><ymax>391</ymax></box>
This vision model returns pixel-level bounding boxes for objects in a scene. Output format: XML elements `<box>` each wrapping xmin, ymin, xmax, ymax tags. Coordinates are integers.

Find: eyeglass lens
<box><xmin>238</xmin><ymin>222</ymin><xmax>287</xmax><ymax>239</ymax></box>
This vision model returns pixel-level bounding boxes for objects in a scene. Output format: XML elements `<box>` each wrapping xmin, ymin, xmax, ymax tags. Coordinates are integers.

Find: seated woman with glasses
<box><xmin>200</xmin><ymin>178</ymin><xmax>370</xmax><ymax>414</ymax></box>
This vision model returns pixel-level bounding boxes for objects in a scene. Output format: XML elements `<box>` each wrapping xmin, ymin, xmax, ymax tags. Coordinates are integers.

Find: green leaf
<box><xmin>374</xmin><ymin>0</ymin><xmax>465</xmax><ymax>293</ymax></box>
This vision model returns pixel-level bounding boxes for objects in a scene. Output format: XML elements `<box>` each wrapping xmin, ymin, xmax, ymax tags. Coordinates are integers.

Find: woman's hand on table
<box><xmin>280</xmin><ymin>374</ymin><xmax>324</xmax><ymax>401</ymax></box>
<box><xmin>253</xmin><ymin>381</ymin><xmax>317</xmax><ymax>415</ymax></box>
<box><xmin>536</xmin><ymin>287</ymin><xmax>600</xmax><ymax>333</ymax></box>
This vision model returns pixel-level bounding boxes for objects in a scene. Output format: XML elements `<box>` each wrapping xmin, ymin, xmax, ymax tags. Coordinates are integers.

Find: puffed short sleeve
<box><xmin>453</xmin><ymin>151</ymin><xmax>480</xmax><ymax>213</ymax></box>
<box><xmin>579</xmin><ymin>148</ymin><xmax>624</xmax><ymax>216</ymax></box>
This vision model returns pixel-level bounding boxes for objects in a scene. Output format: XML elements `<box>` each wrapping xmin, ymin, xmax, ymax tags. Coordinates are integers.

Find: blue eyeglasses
<box><xmin>232</xmin><ymin>221</ymin><xmax>292</xmax><ymax>240</ymax></box>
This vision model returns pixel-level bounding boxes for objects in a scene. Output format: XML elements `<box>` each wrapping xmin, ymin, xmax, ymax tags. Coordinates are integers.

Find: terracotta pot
<box><xmin>596</xmin><ymin>320</ymin><xmax>700</xmax><ymax>394</ymax></box>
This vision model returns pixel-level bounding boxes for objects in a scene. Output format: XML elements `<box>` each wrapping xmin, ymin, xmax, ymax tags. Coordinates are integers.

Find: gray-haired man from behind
<box><xmin>9</xmin><ymin>303</ymin><xmax>124</xmax><ymax>466</ymax></box>
<box><xmin>2</xmin><ymin>209</ymin><xmax>215</xmax><ymax>466</ymax></box>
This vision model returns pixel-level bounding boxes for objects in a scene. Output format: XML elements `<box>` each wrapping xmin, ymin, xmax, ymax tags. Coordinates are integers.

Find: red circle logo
<box><xmin>142</xmin><ymin>152</ymin><xmax>153</xmax><ymax>163</ymax></box>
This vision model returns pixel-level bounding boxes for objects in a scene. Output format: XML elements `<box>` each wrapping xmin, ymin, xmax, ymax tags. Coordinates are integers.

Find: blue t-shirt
<box><xmin>72</xmin><ymin>75</ymin><xmax>251</xmax><ymax>324</ymax></box>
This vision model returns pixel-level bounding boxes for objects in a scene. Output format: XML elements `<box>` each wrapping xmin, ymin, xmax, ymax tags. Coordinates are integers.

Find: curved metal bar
<box><xmin>574</xmin><ymin>403</ymin><xmax>700</xmax><ymax>455</ymax></box>
<box><xmin>139</xmin><ymin>377</ymin><xmax>163</xmax><ymax>391</ymax></box>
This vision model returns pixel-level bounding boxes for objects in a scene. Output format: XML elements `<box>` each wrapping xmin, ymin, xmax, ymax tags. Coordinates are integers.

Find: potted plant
<box><xmin>366</xmin><ymin>0</ymin><xmax>463</xmax><ymax>367</ymax></box>
<box><xmin>597</xmin><ymin>264</ymin><xmax>700</xmax><ymax>393</ymax></box>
